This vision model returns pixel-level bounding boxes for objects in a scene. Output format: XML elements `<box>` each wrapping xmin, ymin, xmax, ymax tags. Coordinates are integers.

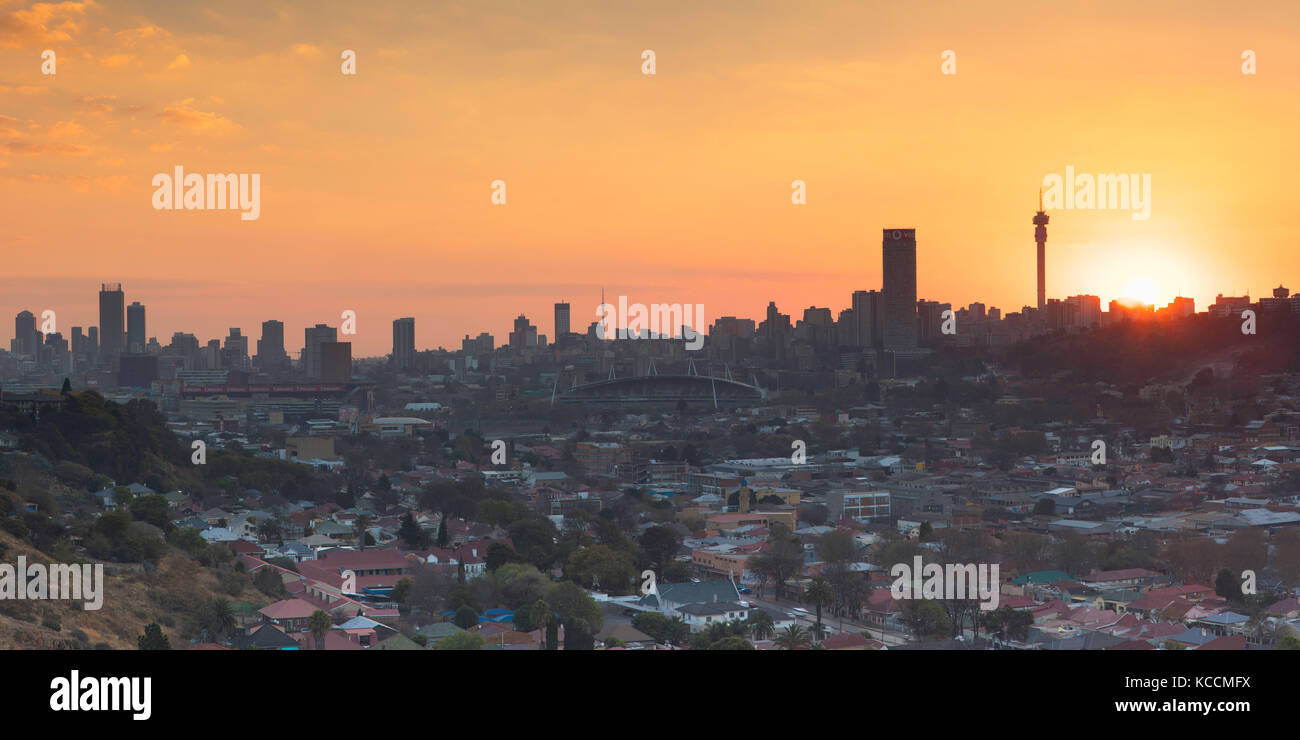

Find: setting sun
<box><xmin>1122</xmin><ymin>276</ymin><xmax>1161</xmax><ymax>307</ymax></box>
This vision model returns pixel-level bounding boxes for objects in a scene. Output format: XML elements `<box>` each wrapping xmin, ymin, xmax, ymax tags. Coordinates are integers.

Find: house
<box><xmin>636</xmin><ymin>579</ymin><xmax>743</xmax><ymax>618</ymax></box>
<box><xmin>677</xmin><ymin>601</ymin><xmax>753</xmax><ymax>631</ymax></box>
<box><xmin>238</xmin><ymin>623</ymin><xmax>301</xmax><ymax>650</ymax></box>
<box><xmin>596</xmin><ymin>623</ymin><xmax>657</xmax><ymax>648</ymax></box>
<box><xmin>415</xmin><ymin>622</ymin><xmax>465</xmax><ymax>646</ymax></box>
<box><xmin>821</xmin><ymin>632</ymin><xmax>883</xmax><ymax>650</ymax></box>
<box><xmin>334</xmin><ymin>615</ymin><xmax>397</xmax><ymax>647</ymax></box>
<box><xmin>257</xmin><ymin>598</ymin><xmax>318</xmax><ymax>633</ymax></box>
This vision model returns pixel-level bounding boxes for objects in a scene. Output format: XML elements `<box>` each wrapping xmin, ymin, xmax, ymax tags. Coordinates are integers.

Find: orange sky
<box><xmin>3</xmin><ymin>0</ymin><xmax>1299</xmax><ymax>356</ymax></box>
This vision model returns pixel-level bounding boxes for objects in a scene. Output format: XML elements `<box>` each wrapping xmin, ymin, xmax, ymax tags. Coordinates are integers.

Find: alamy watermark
<box><xmin>0</xmin><ymin>556</ymin><xmax>104</xmax><ymax>610</ymax></box>
<box><xmin>596</xmin><ymin>297</ymin><xmax>705</xmax><ymax>350</ymax></box>
<box><xmin>1042</xmin><ymin>165</ymin><xmax>1150</xmax><ymax>221</ymax></box>
<box><xmin>152</xmin><ymin>166</ymin><xmax>261</xmax><ymax>221</ymax></box>
<box><xmin>890</xmin><ymin>556</ymin><xmax>1000</xmax><ymax>610</ymax></box>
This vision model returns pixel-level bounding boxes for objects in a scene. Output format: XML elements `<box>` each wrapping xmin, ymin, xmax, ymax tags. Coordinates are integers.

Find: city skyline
<box><xmin>3</xmin><ymin>1</ymin><xmax>1299</xmax><ymax>354</ymax></box>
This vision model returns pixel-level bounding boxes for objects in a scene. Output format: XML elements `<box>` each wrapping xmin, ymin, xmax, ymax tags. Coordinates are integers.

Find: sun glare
<box><xmin>1122</xmin><ymin>276</ymin><xmax>1160</xmax><ymax>306</ymax></box>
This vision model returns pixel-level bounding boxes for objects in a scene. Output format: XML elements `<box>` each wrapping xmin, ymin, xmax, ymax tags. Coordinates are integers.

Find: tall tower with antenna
<box><xmin>1033</xmin><ymin>190</ymin><xmax>1050</xmax><ymax>310</ymax></box>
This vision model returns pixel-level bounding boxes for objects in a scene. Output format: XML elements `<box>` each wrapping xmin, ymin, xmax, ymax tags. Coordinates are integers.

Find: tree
<box><xmin>803</xmin><ymin>577</ymin><xmax>835</xmax><ymax>639</ymax></box>
<box><xmin>495</xmin><ymin>563</ymin><xmax>550</xmax><ymax>608</ymax></box>
<box><xmin>436</xmin><ymin>514</ymin><xmax>449</xmax><ymax>548</ymax></box>
<box><xmin>354</xmin><ymin>513</ymin><xmax>372</xmax><ymax>551</ymax></box>
<box><xmin>751</xmin><ymin>523</ymin><xmax>804</xmax><ymax>600</ymax></box>
<box><xmin>1214</xmin><ymin>568</ymin><xmax>1241</xmax><ymax>603</ymax></box>
<box><xmin>453</xmin><ymin>605</ymin><xmax>479</xmax><ymax>629</ymax></box>
<box><xmin>397</xmin><ymin>512</ymin><xmax>430</xmax><ymax>549</ymax></box>
<box><xmin>485</xmin><ymin>542</ymin><xmax>523</xmax><ymax>572</ymax></box>
<box><xmin>436</xmin><ymin>631</ymin><xmax>485</xmax><ymax>650</ymax></box>
<box><xmin>508</xmin><ymin>518</ymin><xmax>559</xmax><ymax>570</ymax></box>
<box><xmin>773</xmin><ymin>625</ymin><xmax>812</xmax><ymax>650</ymax></box>
<box><xmin>901</xmin><ymin>599</ymin><xmax>953</xmax><ymax>642</ymax></box>
<box><xmin>138</xmin><ymin>622</ymin><xmax>170</xmax><ymax>650</ymax></box>
<box><xmin>200</xmin><ymin>598</ymin><xmax>236</xmax><ymax>642</ymax></box>
<box><xmin>308</xmin><ymin>609</ymin><xmax>332</xmax><ymax>650</ymax></box>
<box><xmin>390</xmin><ymin>578</ymin><xmax>413</xmax><ymax>607</ymax></box>
<box><xmin>638</xmin><ymin>525</ymin><xmax>683</xmax><ymax>577</ymax></box>
<box><xmin>547</xmin><ymin>581</ymin><xmax>604</xmax><ymax>650</ymax></box>
<box><xmin>709</xmin><ymin>635</ymin><xmax>754</xmax><ymax>650</ymax></box>
<box><xmin>746</xmin><ymin>610</ymin><xmax>775</xmax><ymax>641</ymax></box>
<box><xmin>979</xmin><ymin>605</ymin><xmax>1033</xmax><ymax>644</ymax></box>
<box><xmin>565</xmin><ymin>544</ymin><xmax>636</xmax><ymax>594</ymax></box>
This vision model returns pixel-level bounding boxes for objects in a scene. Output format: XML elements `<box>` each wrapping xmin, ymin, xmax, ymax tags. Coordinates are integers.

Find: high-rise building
<box><xmin>127</xmin><ymin>301</ymin><xmax>146</xmax><ymax>353</ymax></box>
<box><xmin>12</xmin><ymin>310</ymin><xmax>36</xmax><ymax>357</ymax></box>
<box><xmin>320</xmin><ymin>341</ymin><xmax>352</xmax><ymax>382</ymax></box>
<box><xmin>393</xmin><ymin>317</ymin><xmax>416</xmax><ymax>370</ymax></box>
<box><xmin>1034</xmin><ymin>193</ymin><xmax>1050</xmax><ymax>310</ymax></box>
<box><xmin>882</xmin><ymin>229</ymin><xmax>918</xmax><ymax>351</ymax></box>
<box><xmin>98</xmin><ymin>283</ymin><xmax>125</xmax><ymax>367</ymax></box>
<box><xmin>851</xmin><ymin>290</ymin><xmax>883</xmax><ymax>348</ymax></box>
<box><xmin>223</xmin><ymin>328</ymin><xmax>249</xmax><ymax>370</ymax></box>
<box><xmin>256</xmin><ymin>320</ymin><xmax>287</xmax><ymax>371</ymax></box>
<box><xmin>509</xmin><ymin>315</ymin><xmax>536</xmax><ymax>349</ymax></box>
<box><xmin>554</xmin><ymin>302</ymin><xmax>571</xmax><ymax>339</ymax></box>
<box><xmin>304</xmin><ymin>323</ymin><xmax>337</xmax><ymax>378</ymax></box>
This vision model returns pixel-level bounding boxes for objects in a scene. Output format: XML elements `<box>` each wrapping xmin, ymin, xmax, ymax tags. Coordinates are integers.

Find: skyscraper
<box><xmin>12</xmin><ymin>310</ymin><xmax>36</xmax><ymax>357</ymax></box>
<box><xmin>127</xmin><ymin>301</ymin><xmax>146</xmax><ymax>353</ymax></box>
<box><xmin>509</xmin><ymin>315</ymin><xmax>536</xmax><ymax>349</ymax></box>
<box><xmin>223</xmin><ymin>328</ymin><xmax>249</xmax><ymax>370</ymax></box>
<box><xmin>1034</xmin><ymin>191</ymin><xmax>1050</xmax><ymax>310</ymax></box>
<box><xmin>320</xmin><ymin>341</ymin><xmax>352</xmax><ymax>383</ymax></box>
<box><xmin>304</xmin><ymin>323</ymin><xmax>337</xmax><ymax>378</ymax></box>
<box><xmin>554</xmin><ymin>302</ymin><xmax>571</xmax><ymax>339</ymax></box>
<box><xmin>98</xmin><ymin>283</ymin><xmax>125</xmax><ymax>366</ymax></box>
<box><xmin>392</xmin><ymin>317</ymin><xmax>416</xmax><ymax>370</ymax></box>
<box><xmin>257</xmin><ymin>320</ymin><xmax>287</xmax><ymax>371</ymax></box>
<box><xmin>882</xmin><ymin>229</ymin><xmax>918</xmax><ymax>351</ymax></box>
<box><xmin>851</xmin><ymin>289</ymin><xmax>883</xmax><ymax>348</ymax></box>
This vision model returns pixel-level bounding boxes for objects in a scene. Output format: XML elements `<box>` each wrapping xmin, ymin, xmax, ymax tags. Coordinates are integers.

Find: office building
<box><xmin>393</xmin><ymin>317</ymin><xmax>415</xmax><ymax>370</ymax></box>
<box><xmin>127</xmin><ymin>301</ymin><xmax>146</xmax><ymax>353</ymax></box>
<box><xmin>98</xmin><ymin>283</ymin><xmax>125</xmax><ymax>366</ymax></box>
<box><xmin>882</xmin><ymin>229</ymin><xmax>918</xmax><ymax>351</ymax></box>
<box><xmin>304</xmin><ymin>323</ymin><xmax>337</xmax><ymax>378</ymax></box>
<box><xmin>554</xmin><ymin>302</ymin><xmax>571</xmax><ymax>339</ymax></box>
<box><xmin>257</xmin><ymin>320</ymin><xmax>287</xmax><ymax>371</ymax></box>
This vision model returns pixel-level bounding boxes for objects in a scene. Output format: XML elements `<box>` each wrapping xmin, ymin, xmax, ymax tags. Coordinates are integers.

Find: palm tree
<box><xmin>308</xmin><ymin>609</ymin><xmax>331</xmax><ymax>650</ymax></box>
<box><xmin>747</xmin><ymin>610</ymin><xmax>775</xmax><ymax>641</ymax></box>
<box><xmin>205</xmin><ymin>598</ymin><xmax>236</xmax><ymax>642</ymax></box>
<box><xmin>354</xmin><ymin>513</ymin><xmax>372</xmax><ymax>551</ymax></box>
<box><xmin>532</xmin><ymin>599</ymin><xmax>555</xmax><ymax>650</ymax></box>
<box><xmin>804</xmin><ymin>577</ymin><xmax>835</xmax><ymax>640</ymax></box>
<box><xmin>774</xmin><ymin>624</ymin><xmax>812</xmax><ymax>650</ymax></box>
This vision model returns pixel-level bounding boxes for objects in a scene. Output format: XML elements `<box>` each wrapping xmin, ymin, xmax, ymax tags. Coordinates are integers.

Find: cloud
<box><xmin>167</xmin><ymin>52</ymin><xmax>190</xmax><ymax>70</ymax></box>
<box><xmin>157</xmin><ymin>99</ymin><xmax>239</xmax><ymax>136</ymax></box>
<box><xmin>0</xmin><ymin>0</ymin><xmax>93</xmax><ymax>49</ymax></box>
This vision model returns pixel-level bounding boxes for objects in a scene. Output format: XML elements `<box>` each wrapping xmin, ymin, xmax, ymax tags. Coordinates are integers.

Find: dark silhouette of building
<box><xmin>882</xmin><ymin>229</ymin><xmax>918</xmax><ymax>351</ymax></box>
<box><xmin>98</xmin><ymin>283</ymin><xmax>125</xmax><ymax>367</ymax></box>
<box><xmin>127</xmin><ymin>301</ymin><xmax>146</xmax><ymax>353</ymax></box>
<box><xmin>257</xmin><ymin>320</ymin><xmax>287</xmax><ymax>371</ymax></box>
<box><xmin>320</xmin><ymin>341</ymin><xmax>352</xmax><ymax>382</ymax></box>
<box><xmin>554</xmin><ymin>302</ymin><xmax>571</xmax><ymax>340</ymax></box>
<box><xmin>392</xmin><ymin>317</ymin><xmax>415</xmax><ymax>370</ymax></box>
